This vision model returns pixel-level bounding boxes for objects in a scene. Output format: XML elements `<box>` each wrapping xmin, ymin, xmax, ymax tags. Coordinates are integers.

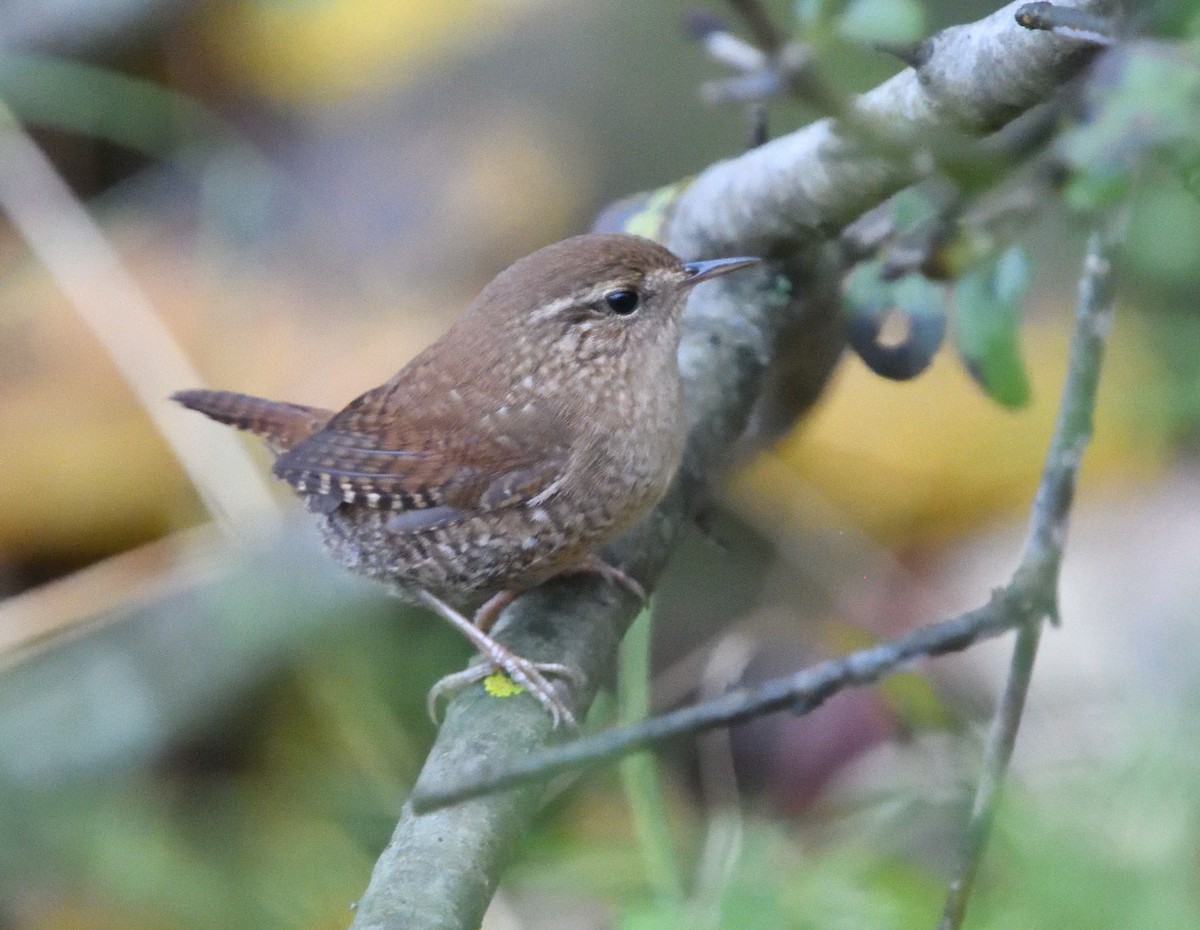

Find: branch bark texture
<box><xmin>349</xmin><ymin>3</ymin><xmax>1113</xmax><ymax>928</ymax></box>
<box><xmin>667</xmin><ymin>0</ymin><xmax>1118</xmax><ymax>261</ymax></box>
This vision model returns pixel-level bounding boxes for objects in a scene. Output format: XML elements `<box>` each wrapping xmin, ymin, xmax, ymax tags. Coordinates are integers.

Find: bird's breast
<box><xmin>560</xmin><ymin>365</ymin><xmax>686</xmax><ymax>531</ymax></box>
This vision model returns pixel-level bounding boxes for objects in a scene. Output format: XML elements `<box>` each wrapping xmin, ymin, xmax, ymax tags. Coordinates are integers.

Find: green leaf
<box><xmin>1062</xmin><ymin>42</ymin><xmax>1200</xmax><ymax>209</ymax></box>
<box><xmin>889</xmin><ymin>186</ymin><xmax>939</xmax><ymax>231</ymax></box>
<box><xmin>891</xmin><ymin>272</ymin><xmax>945</xmax><ymax>319</ymax></box>
<box><xmin>952</xmin><ymin>246</ymin><xmax>1033</xmax><ymax>408</ymax></box>
<box><xmin>838</xmin><ymin>0</ymin><xmax>926</xmax><ymax>45</ymax></box>
<box><xmin>618</xmin><ymin>903</ymin><xmax>692</xmax><ymax>930</ymax></box>
<box><xmin>795</xmin><ymin>0</ymin><xmax>837</xmax><ymax>28</ymax></box>
<box><xmin>1125</xmin><ymin>183</ymin><xmax>1200</xmax><ymax>286</ymax></box>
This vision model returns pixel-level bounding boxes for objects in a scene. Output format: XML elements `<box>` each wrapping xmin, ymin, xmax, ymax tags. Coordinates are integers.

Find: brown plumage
<box><xmin>171</xmin><ymin>390</ymin><xmax>333</xmax><ymax>454</ymax></box>
<box><xmin>174</xmin><ymin>233</ymin><xmax>758</xmax><ymax>725</ymax></box>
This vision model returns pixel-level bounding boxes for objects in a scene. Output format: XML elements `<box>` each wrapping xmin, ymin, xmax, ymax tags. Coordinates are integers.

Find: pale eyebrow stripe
<box><xmin>527</xmin><ymin>282</ymin><xmax>627</xmax><ymax>323</ymax></box>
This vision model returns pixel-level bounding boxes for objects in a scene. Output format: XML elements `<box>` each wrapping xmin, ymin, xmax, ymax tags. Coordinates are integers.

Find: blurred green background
<box><xmin>1</xmin><ymin>0</ymin><xmax>1199</xmax><ymax>928</ymax></box>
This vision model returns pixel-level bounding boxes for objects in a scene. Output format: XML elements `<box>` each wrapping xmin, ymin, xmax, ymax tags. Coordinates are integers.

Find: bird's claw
<box><xmin>427</xmin><ymin>656</ymin><xmax>584</xmax><ymax>729</ymax></box>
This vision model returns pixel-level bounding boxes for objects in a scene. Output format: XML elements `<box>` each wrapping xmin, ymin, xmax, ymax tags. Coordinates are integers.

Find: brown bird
<box><xmin>174</xmin><ymin>233</ymin><xmax>757</xmax><ymax>726</ymax></box>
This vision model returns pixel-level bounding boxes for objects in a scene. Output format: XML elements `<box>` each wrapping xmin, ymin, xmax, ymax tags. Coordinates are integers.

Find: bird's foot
<box><xmin>417</xmin><ymin>589</ymin><xmax>584</xmax><ymax>728</ymax></box>
<box><xmin>426</xmin><ymin>654</ymin><xmax>584</xmax><ymax>728</ymax></box>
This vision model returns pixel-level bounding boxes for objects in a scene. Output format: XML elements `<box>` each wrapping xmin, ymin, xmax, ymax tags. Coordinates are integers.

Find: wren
<box><xmin>174</xmin><ymin>233</ymin><xmax>758</xmax><ymax>726</ymax></box>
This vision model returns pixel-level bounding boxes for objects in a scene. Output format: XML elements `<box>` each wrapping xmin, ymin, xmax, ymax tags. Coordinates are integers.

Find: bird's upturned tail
<box><xmin>172</xmin><ymin>389</ymin><xmax>333</xmax><ymax>455</ymax></box>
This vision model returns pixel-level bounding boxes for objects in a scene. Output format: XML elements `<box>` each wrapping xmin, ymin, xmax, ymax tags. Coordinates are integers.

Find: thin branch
<box><xmin>938</xmin><ymin>222</ymin><xmax>1118</xmax><ymax>929</ymax></box>
<box><xmin>696</xmin><ymin>27</ymin><xmax>845</xmax><ymax>118</ymax></box>
<box><xmin>1016</xmin><ymin>2</ymin><xmax>1119</xmax><ymax>45</ymax></box>
<box><xmin>670</xmin><ymin>0</ymin><xmax>1118</xmax><ymax>260</ymax></box>
<box><xmin>937</xmin><ymin>621</ymin><xmax>1043</xmax><ymax>930</ymax></box>
<box><xmin>412</xmin><ymin>598</ymin><xmax>1019</xmax><ymax>810</ymax></box>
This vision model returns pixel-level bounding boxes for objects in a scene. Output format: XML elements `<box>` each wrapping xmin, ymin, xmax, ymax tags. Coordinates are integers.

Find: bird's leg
<box><xmin>417</xmin><ymin>559</ymin><xmax>640</xmax><ymax>726</ymax></box>
<box><xmin>473</xmin><ymin>589</ymin><xmax>517</xmax><ymax>634</ymax></box>
<box><xmin>571</xmin><ymin>554</ymin><xmax>647</xmax><ymax>602</ymax></box>
<box><xmin>417</xmin><ymin>589</ymin><xmax>583</xmax><ymax>728</ymax></box>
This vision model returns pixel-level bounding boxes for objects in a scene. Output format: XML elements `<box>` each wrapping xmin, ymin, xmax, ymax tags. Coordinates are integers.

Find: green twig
<box><xmin>618</xmin><ymin>606</ymin><xmax>684</xmax><ymax>904</ymax></box>
<box><xmin>410</xmin><ymin>600</ymin><xmax>1017</xmax><ymax>810</ymax></box>
<box><xmin>937</xmin><ymin>222</ymin><xmax>1118</xmax><ymax>929</ymax></box>
<box><xmin>936</xmin><ymin>621</ymin><xmax>1043</xmax><ymax>930</ymax></box>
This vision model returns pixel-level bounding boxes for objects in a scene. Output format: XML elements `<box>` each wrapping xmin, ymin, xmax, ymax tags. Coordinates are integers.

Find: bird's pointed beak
<box><xmin>681</xmin><ymin>255</ymin><xmax>761</xmax><ymax>286</ymax></box>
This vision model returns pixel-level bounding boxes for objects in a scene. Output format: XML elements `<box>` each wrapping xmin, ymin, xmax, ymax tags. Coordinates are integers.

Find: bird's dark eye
<box><xmin>604</xmin><ymin>289</ymin><xmax>640</xmax><ymax>315</ymax></box>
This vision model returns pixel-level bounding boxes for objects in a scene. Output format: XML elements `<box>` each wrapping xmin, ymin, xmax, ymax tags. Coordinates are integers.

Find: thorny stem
<box><xmin>937</xmin><ymin>222</ymin><xmax>1118</xmax><ymax>930</ymax></box>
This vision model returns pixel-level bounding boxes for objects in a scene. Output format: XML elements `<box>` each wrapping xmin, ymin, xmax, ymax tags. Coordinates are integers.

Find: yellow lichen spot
<box><xmin>623</xmin><ymin>180</ymin><xmax>692</xmax><ymax>241</ymax></box>
<box><xmin>483</xmin><ymin>671</ymin><xmax>525</xmax><ymax>698</ymax></box>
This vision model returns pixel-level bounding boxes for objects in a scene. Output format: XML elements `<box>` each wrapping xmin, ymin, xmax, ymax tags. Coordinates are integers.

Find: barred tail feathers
<box><xmin>172</xmin><ymin>389</ymin><xmax>333</xmax><ymax>455</ymax></box>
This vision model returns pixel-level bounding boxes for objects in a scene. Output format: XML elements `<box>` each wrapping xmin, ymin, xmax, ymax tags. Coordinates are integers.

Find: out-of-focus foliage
<box><xmin>1062</xmin><ymin>41</ymin><xmax>1200</xmax><ymax>210</ymax></box>
<box><xmin>733</xmin><ymin>311</ymin><xmax>1164</xmax><ymax>544</ymax></box>
<box><xmin>1</xmin><ymin>603</ymin><xmax>431</xmax><ymax>930</ymax></box>
<box><xmin>0</xmin><ymin>53</ymin><xmax>235</xmax><ymax>162</ymax></box>
<box><xmin>840</xmin><ymin>186</ymin><xmax>1036</xmax><ymax>404</ymax></box>
<box><xmin>507</xmin><ymin>703</ymin><xmax>1200</xmax><ymax>929</ymax></box>
<box><xmin>837</xmin><ymin>0</ymin><xmax>927</xmax><ymax>45</ymax></box>
<box><xmin>952</xmin><ymin>246</ymin><xmax>1033</xmax><ymax>409</ymax></box>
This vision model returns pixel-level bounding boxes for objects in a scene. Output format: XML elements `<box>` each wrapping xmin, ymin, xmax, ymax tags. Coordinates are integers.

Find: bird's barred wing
<box><xmin>270</xmin><ymin>380</ymin><xmax>569</xmax><ymax>531</ymax></box>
